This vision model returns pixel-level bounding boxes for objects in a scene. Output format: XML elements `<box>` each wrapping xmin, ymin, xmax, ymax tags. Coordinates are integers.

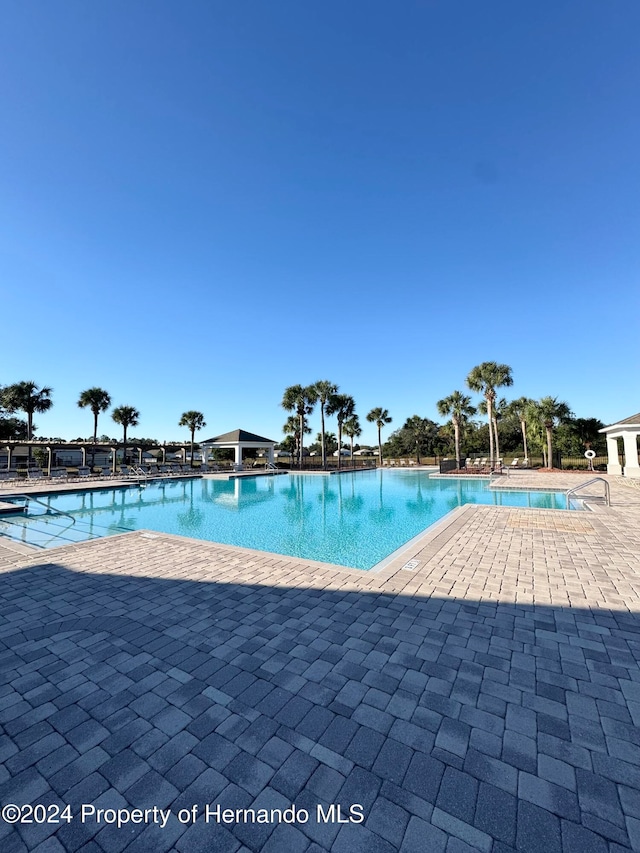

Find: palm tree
<box><xmin>504</xmin><ymin>397</ymin><xmax>534</xmax><ymax>464</ymax></box>
<box><xmin>326</xmin><ymin>394</ymin><xmax>355</xmax><ymax>470</ymax></box>
<box><xmin>315</xmin><ymin>431</ymin><xmax>337</xmax><ymax>458</ymax></box>
<box><xmin>466</xmin><ymin>362</ymin><xmax>513</xmax><ymax>466</ymax></box>
<box><xmin>2</xmin><ymin>381</ymin><xmax>53</xmax><ymax>463</ymax></box>
<box><xmin>366</xmin><ymin>407</ymin><xmax>392</xmax><ymax>466</ymax></box>
<box><xmin>537</xmin><ymin>397</ymin><xmax>572</xmax><ymax>469</ymax></box>
<box><xmin>343</xmin><ymin>415</ymin><xmax>362</xmax><ymax>463</ymax></box>
<box><xmin>478</xmin><ymin>397</ymin><xmax>508</xmax><ymax>465</ymax></box>
<box><xmin>78</xmin><ymin>387</ymin><xmax>111</xmax><ymax>466</ymax></box>
<box><xmin>283</xmin><ymin>415</ymin><xmax>311</xmax><ymax>464</ymax></box>
<box><xmin>436</xmin><ymin>391</ymin><xmax>476</xmax><ymax>469</ymax></box>
<box><xmin>524</xmin><ymin>400</ymin><xmax>546</xmax><ymax>465</ymax></box>
<box><xmin>281</xmin><ymin>385</ymin><xmax>316</xmax><ymax>468</ymax></box>
<box><xmin>111</xmin><ymin>406</ymin><xmax>140</xmax><ymax>467</ymax></box>
<box><xmin>178</xmin><ymin>411</ymin><xmax>207</xmax><ymax>468</ymax></box>
<box><xmin>309</xmin><ymin>380</ymin><xmax>338</xmax><ymax>469</ymax></box>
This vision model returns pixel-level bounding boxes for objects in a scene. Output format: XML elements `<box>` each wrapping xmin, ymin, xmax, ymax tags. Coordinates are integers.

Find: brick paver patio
<box><xmin>1</xmin><ymin>472</ymin><xmax>639</xmax><ymax>851</ymax></box>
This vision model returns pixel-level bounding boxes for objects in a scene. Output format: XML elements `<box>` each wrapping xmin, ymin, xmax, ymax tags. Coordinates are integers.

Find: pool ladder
<box><xmin>566</xmin><ymin>477</ymin><xmax>610</xmax><ymax>507</ymax></box>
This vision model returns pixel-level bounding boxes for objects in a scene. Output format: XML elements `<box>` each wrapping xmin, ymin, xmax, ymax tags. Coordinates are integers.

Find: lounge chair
<box><xmin>27</xmin><ymin>468</ymin><xmax>46</xmax><ymax>482</ymax></box>
<box><xmin>50</xmin><ymin>468</ymin><xmax>69</xmax><ymax>483</ymax></box>
<box><xmin>76</xmin><ymin>466</ymin><xmax>93</xmax><ymax>481</ymax></box>
<box><xmin>201</xmin><ymin>463</ymin><xmax>221</xmax><ymax>474</ymax></box>
<box><xmin>508</xmin><ymin>459</ymin><xmax>519</xmax><ymax>469</ymax></box>
<box><xmin>0</xmin><ymin>469</ymin><xmax>19</xmax><ymax>484</ymax></box>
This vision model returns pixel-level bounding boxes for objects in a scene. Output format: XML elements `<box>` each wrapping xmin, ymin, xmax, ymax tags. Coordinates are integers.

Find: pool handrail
<box><xmin>566</xmin><ymin>477</ymin><xmax>610</xmax><ymax>507</ymax></box>
<box><xmin>10</xmin><ymin>494</ymin><xmax>77</xmax><ymax>524</ymax></box>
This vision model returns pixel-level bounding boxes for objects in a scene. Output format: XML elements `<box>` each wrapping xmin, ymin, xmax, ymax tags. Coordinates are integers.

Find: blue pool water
<box><xmin>0</xmin><ymin>471</ymin><xmax>573</xmax><ymax>569</ymax></box>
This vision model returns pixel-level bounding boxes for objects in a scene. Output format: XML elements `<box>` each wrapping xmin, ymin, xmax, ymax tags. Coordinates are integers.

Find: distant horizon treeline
<box><xmin>1</xmin><ymin>369</ymin><xmax>610</xmax><ymax>466</ymax></box>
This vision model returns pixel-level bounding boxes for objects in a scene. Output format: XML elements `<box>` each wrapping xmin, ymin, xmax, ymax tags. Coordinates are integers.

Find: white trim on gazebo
<box><xmin>599</xmin><ymin>414</ymin><xmax>640</xmax><ymax>479</ymax></box>
<box><xmin>200</xmin><ymin>429</ymin><xmax>276</xmax><ymax>470</ymax></box>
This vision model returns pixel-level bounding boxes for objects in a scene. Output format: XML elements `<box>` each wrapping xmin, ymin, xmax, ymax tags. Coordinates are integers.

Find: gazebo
<box><xmin>200</xmin><ymin>429</ymin><xmax>276</xmax><ymax>470</ymax></box>
<box><xmin>599</xmin><ymin>413</ymin><xmax>640</xmax><ymax>478</ymax></box>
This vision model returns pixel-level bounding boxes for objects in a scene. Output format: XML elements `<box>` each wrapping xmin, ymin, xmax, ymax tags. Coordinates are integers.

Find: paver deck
<box><xmin>0</xmin><ymin>472</ymin><xmax>639</xmax><ymax>851</ymax></box>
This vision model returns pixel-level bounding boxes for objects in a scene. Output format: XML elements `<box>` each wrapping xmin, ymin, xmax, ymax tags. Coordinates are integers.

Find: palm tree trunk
<box><xmin>337</xmin><ymin>423</ymin><xmax>342</xmax><ymax>470</ymax></box>
<box><xmin>27</xmin><ymin>411</ymin><xmax>33</xmax><ymax>464</ymax></box>
<box><xmin>521</xmin><ymin>419</ymin><xmax>528</xmax><ymax>462</ymax></box>
<box><xmin>299</xmin><ymin>414</ymin><xmax>304</xmax><ymax>469</ymax></box>
<box><xmin>378</xmin><ymin>426</ymin><xmax>382</xmax><ymax>466</ymax></box>
<box><xmin>487</xmin><ymin>398</ymin><xmax>494</xmax><ymax>465</ymax></box>
<box><xmin>92</xmin><ymin>411</ymin><xmax>99</xmax><ymax>467</ymax></box>
<box><xmin>190</xmin><ymin>430</ymin><xmax>195</xmax><ymax>468</ymax></box>
<box><xmin>454</xmin><ymin>421</ymin><xmax>461</xmax><ymax>469</ymax></box>
<box><xmin>320</xmin><ymin>405</ymin><xmax>326</xmax><ymax>469</ymax></box>
<box><xmin>546</xmin><ymin>426</ymin><xmax>553</xmax><ymax>469</ymax></box>
<box><xmin>123</xmin><ymin>427</ymin><xmax>128</xmax><ymax>467</ymax></box>
<box><xmin>494</xmin><ymin>417</ymin><xmax>501</xmax><ymax>468</ymax></box>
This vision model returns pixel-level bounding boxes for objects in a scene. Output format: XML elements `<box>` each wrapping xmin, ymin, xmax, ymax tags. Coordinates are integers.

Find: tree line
<box><xmin>280</xmin><ymin>382</ymin><xmax>393</xmax><ymax>469</ymax></box>
<box><xmin>0</xmin><ymin>382</ymin><xmax>208</xmax><ymax>468</ymax></box>
<box><xmin>1</xmin><ymin>365</ymin><xmax>607</xmax><ymax>471</ymax></box>
<box><xmin>281</xmin><ymin>363</ymin><xmax>606</xmax><ymax>469</ymax></box>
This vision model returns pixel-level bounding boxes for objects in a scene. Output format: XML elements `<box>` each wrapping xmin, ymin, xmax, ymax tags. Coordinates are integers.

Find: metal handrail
<box><xmin>487</xmin><ymin>466</ymin><xmax>509</xmax><ymax>486</ymax></box>
<box><xmin>9</xmin><ymin>495</ymin><xmax>77</xmax><ymax>524</ymax></box>
<box><xmin>566</xmin><ymin>477</ymin><xmax>610</xmax><ymax>507</ymax></box>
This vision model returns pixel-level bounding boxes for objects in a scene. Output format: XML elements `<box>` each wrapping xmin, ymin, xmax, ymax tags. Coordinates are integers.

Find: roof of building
<box><xmin>201</xmin><ymin>429</ymin><xmax>275</xmax><ymax>445</ymax></box>
<box><xmin>600</xmin><ymin>412</ymin><xmax>640</xmax><ymax>432</ymax></box>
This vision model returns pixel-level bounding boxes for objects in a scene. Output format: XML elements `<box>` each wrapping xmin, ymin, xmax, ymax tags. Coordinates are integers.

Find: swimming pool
<box><xmin>0</xmin><ymin>471</ymin><xmax>575</xmax><ymax>569</ymax></box>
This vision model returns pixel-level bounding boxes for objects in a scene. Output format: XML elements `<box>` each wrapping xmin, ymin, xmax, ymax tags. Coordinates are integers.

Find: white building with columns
<box><xmin>200</xmin><ymin>429</ymin><xmax>276</xmax><ymax>470</ymax></box>
<box><xmin>600</xmin><ymin>413</ymin><xmax>640</xmax><ymax>479</ymax></box>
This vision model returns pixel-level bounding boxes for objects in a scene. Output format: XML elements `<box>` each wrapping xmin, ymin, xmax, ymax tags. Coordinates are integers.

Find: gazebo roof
<box><xmin>600</xmin><ymin>413</ymin><xmax>640</xmax><ymax>432</ymax></box>
<box><xmin>201</xmin><ymin>429</ymin><xmax>275</xmax><ymax>445</ymax></box>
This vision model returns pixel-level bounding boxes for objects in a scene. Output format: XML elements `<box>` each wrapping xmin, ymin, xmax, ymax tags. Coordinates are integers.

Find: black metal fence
<box><xmin>271</xmin><ymin>457</ymin><xmax>377</xmax><ymax>471</ymax></box>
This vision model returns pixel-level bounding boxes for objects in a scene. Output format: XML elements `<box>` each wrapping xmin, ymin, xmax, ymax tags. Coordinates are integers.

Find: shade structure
<box><xmin>200</xmin><ymin>429</ymin><xmax>276</xmax><ymax>468</ymax></box>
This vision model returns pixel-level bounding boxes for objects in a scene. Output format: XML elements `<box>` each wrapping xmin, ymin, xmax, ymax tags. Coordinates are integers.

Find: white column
<box><xmin>235</xmin><ymin>445</ymin><xmax>243</xmax><ymax>468</ymax></box>
<box><xmin>267</xmin><ymin>446</ymin><xmax>274</xmax><ymax>464</ymax></box>
<box><xmin>606</xmin><ymin>436</ymin><xmax>623</xmax><ymax>475</ymax></box>
<box><xmin>622</xmin><ymin>432</ymin><xmax>640</xmax><ymax>479</ymax></box>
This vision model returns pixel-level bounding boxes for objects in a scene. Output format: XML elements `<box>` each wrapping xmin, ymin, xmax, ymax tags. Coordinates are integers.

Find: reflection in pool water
<box><xmin>1</xmin><ymin>471</ymin><xmax>571</xmax><ymax>569</ymax></box>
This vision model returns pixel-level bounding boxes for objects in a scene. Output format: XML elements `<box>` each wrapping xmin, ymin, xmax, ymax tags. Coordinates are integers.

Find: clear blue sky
<box><xmin>2</xmin><ymin>1</ymin><xmax>638</xmax><ymax>445</ymax></box>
